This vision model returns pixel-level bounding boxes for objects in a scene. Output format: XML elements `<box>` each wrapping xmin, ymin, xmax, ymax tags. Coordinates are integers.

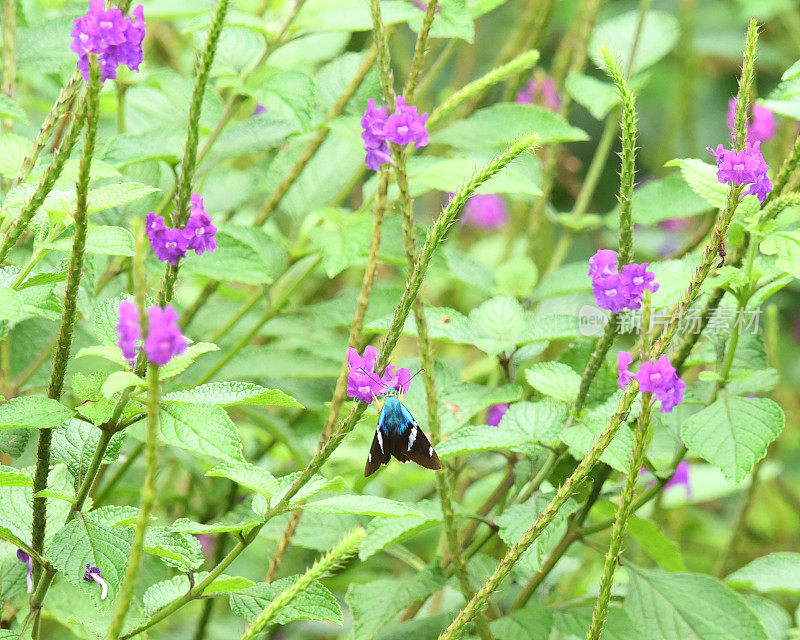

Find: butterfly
<box><xmin>364</xmin><ymin>387</ymin><xmax>442</xmax><ymax>477</ymax></box>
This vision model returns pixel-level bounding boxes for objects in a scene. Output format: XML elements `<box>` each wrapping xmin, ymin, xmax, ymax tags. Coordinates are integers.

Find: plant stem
<box><xmin>1</xmin><ymin>0</ymin><xmax>16</xmax><ymax>131</ymax></box>
<box><xmin>588</xmin><ymin>398</ymin><xmax>653</xmax><ymax>640</ymax></box>
<box><xmin>28</xmin><ymin>59</ymin><xmax>101</xmax><ymax>631</ymax></box>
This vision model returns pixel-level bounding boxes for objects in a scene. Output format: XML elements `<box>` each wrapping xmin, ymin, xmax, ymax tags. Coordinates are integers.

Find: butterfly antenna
<box><xmin>359</xmin><ymin>367</ymin><xmax>388</xmax><ymax>389</ymax></box>
<box><xmin>408</xmin><ymin>368</ymin><xmax>425</xmax><ymax>382</ymax></box>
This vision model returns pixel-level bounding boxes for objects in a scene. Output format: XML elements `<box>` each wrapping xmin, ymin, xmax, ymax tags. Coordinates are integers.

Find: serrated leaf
<box><xmin>626</xmin><ymin>565</ymin><xmax>767</xmax><ymax>640</ymax></box>
<box><xmin>272</xmin><ymin>473</ymin><xmax>346</xmax><ymax>507</ymax></box>
<box><xmin>144</xmin><ymin>573</ymin><xmax>253</xmax><ymax>617</ymax></box>
<box><xmin>143</xmin><ymin>527</ymin><xmax>204</xmax><ymax>571</ymax></box>
<box><xmin>524</xmin><ymin>362</ymin><xmax>581</xmax><ymax>403</ymax></box>
<box><xmin>359</xmin><ymin>500</ymin><xmax>442</xmax><ymax>560</ymax></box>
<box><xmin>46</xmin><ymin>512</ymin><xmax>133</xmax><ymax>606</ymax></box>
<box><xmin>49</xmin><ymin>225</ymin><xmax>135</xmax><ymax>256</ymax></box>
<box><xmin>681</xmin><ymin>396</ymin><xmax>784</xmax><ymax>483</ymax></box>
<box><xmin>206</xmin><ymin>460</ymin><xmax>278</xmax><ymax>498</ymax></box>
<box><xmin>435</xmin><ymin>425</ymin><xmax>536</xmax><ymax>458</ymax></box>
<box><xmin>159</xmin><ymin>403</ymin><xmax>244</xmax><ymax>462</ymax></box>
<box><xmin>0</xmin><ymin>465</ymin><xmax>32</xmax><ymax>487</ymax></box>
<box><xmin>495</xmin><ymin>493</ymin><xmax>579</xmax><ymax>573</ymax></box>
<box><xmin>436</xmin><ymin>380</ymin><xmax>522</xmax><ymax>432</ymax></box>
<box><xmin>0</xmin><ymin>95</ymin><xmax>28</xmax><ymax>123</ymax></box>
<box><xmin>553</xmin><ymin>605</ymin><xmax>640</xmax><ymax>640</ymax></box>
<box><xmin>101</xmin><ymin>371</ymin><xmax>145</xmax><ymax>398</ymax></box>
<box><xmin>242</xmin><ymin>67</ymin><xmax>315</xmax><ymax>130</ymax></box>
<box><xmin>230</xmin><ymin>577</ymin><xmax>343</xmax><ymax>625</ymax></box>
<box><xmin>86</xmin><ymin>182</ymin><xmax>159</xmax><ymax>215</ymax></box>
<box><xmin>469</xmin><ymin>296</ymin><xmax>527</xmax><ymax>355</ymax></box>
<box><xmin>0</xmin><ymin>287</ymin><xmax>22</xmax><ymax>323</ymax></box>
<box><xmin>163</xmin><ymin>381</ymin><xmax>302</xmax><ymax>407</ymax></box>
<box><xmin>303</xmin><ymin>495</ymin><xmax>423</xmax><ymax>517</ymax></box>
<box><xmin>75</xmin><ymin>344</ymin><xmax>130</xmax><ymax>368</ymax></box>
<box><xmin>170</xmin><ymin>515</ymin><xmax>264</xmax><ymax>535</ymax></box>
<box><xmin>0</xmin><ymin>134</ymin><xmax>30</xmax><ymax>177</ymax></box>
<box><xmin>431</xmin><ymin>103</ymin><xmax>587</xmax><ymax>151</ymax></box>
<box><xmin>726</xmin><ymin>553</ymin><xmax>800</xmax><ymax>595</ymax></box>
<box><xmin>0</xmin><ymin>396</ymin><xmax>73</xmax><ymax>429</ymax></box>
<box><xmin>491</xmin><ymin>602</ymin><xmax>554</xmax><ymax>640</ymax></box>
<box><xmin>502</xmin><ymin>399</ymin><xmax>568</xmax><ymax>446</ymax></box>
<box><xmin>52</xmin><ymin>419</ymin><xmax>124</xmax><ymax>490</ymax></box>
<box><xmin>158</xmin><ymin>342</ymin><xmax>219</xmax><ymax>380</ymax></box>
<box><xmin>759</xmin><ymin>230</ymin><xmax>800</xmax><ymax>279</ymax></box>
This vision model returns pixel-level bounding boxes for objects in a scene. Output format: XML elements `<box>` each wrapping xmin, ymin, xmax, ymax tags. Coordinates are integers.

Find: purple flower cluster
<box><xmin>618</xmin><ymin>351</ymin><xmax>686</xmax><ymax>413</ymax></box>
<box><xmin>462</xmin><ymin>194</ymin><xmax>509</xmax><ymax>228</ymax></box>
<box><xmin>116</xmin><ymin>301</ymin><xmax>187</xmax><ymax>366</ymax></box>
<box><xmin>640</xmin><ymin>460</ymin><xmax>691</xmax><ymax>498</ymax></box>
<box><xmin>17</xmin><ymin>549</ymin><xmax>33</xmax><ymax>593</ymax></box>
<box><xmin>83</xmin><ymin>564</ymin><xmax>108</xmax><ymax>600</ymax></box>
<box><xmin>727</xmin><ymin>98</ymin><xmax>776</xmax><ymax>144</ymax></box>
<box><xmin>516</xmin><ymin>75</ymin><xmax>560</xmax><ymax>111</ymax></box>
<box><xmin>588</xmin><ymin>250</ymin><xmax>659</xmax><ymax>313</ymax></box>
<box><xmin>360</xmin><ymin>96</ymin><xmax>429</xmax><ymax>171</ymax></box>
<box><xmin>707</xmin><ymin>142</ymin><xmax>772</xmax><ymax>204</ymax></box>
<box><xmin>146</xmin><ymin>194</ymin><xmax>217</xmax><ymax>265</ymax></box>
<box><xmin>346</xmin><ymin>346</ymin><xmax>411</xmax><ymax>403</ymax></box>
<box><xmin>486</xmin><ymin>403</ymin><xmax>508</xmax><ymax>427</ymax></box>
<box><xmin>70</xmin><ymin>0</ymin><xmax>145</xmax><ymax>82</ymax></box>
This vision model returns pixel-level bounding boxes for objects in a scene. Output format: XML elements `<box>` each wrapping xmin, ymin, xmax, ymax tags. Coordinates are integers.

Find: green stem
<box><xmin>588</xmin><ymin>398</ymin><xmax>653</xmax><ymax>640</ymax></box>
<box><xmin>29</xmin><ymin>59</ymin><xmax>101</xmax><ymax>625</ymax></box>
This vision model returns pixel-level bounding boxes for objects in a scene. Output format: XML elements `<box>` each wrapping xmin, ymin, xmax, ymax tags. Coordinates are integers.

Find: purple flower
<box><xmin>641</xmin><ymin>460</ymin><xmax>691</xmax><ymax>498</ymax></box>
<box><xmin>17</xmin><ymin>549</ymin><xmax>33</xmax><ymax>593</ymax></box>
<box><xmin>707</xmin><ymin>141</ymin><xmax>772</xmax><ymax>204</ymax></box>
<box><xmin>146</xmin><ymin>213</ymin><xmax>188</xmax><ymax>266</ymax></box>
<box><xmin>196</xmin><ymin>534</ymin><xmax>214</xmax><ymax>555</ymax></box>
<box><xmin>486</xmin><ymin>403</ymin><xmax>508</xmax><ymax>427</ymax></box>
<box><xmin>412</xmin><ymin>0</ymin><xmax>442</xmax><ymax>11</ymax></box>
<box><xmin>727</xmin><ymin>98</ymin><xmax>776</xmax><ymax>144</ymax></box>
<box><xmin>116</xmin><ymin>300</ymin><xmax>140</xmax><ymax>362</ymax></box>
<box><xmin>70</xmin><ymin>0</ymin><xmax>145</xmax><ymax>83</ymax></box>
<box><xmin>461</xmin><ymin>194</ymin><xmax>509</xmax><ymax>228</ymax></box>
<box><xmin>83</xmin><ymin>564</ymin><xmax>108</xmax><ymax>600</ymax></box>
<box><xmin>618</xmin><ymin>353</ymin><xmax>686</xmax><ymax>413</ymax></box>
<box><xmin>516</xmin><ymin>75</ymin><xmax>560</xmax><ymax>111</ymax></box>
<box><xmin>143</xmin><ymin>305</ymin><xmax>187</xmax><ymax>365</ymax></box>
<box><xmin>183</xmin><ymin>194</ymin><xmax>217</xmax><ymax>255</ymax></box>
<box><xmin>361</xmin><ymin>99</ymin><xmax>392</xmax><ymax>171</ymax></box>
<box><xmin>381</xmin><ymin>364</ymin><xmax>411</xmax><ymax>395</ymax></box>
<box><xmin>384</xmin><ymin>96</ymin><xmax>428</xmax><ymax>148</ymax></box>
<box><xmin>253</xmin><ymin>104</ymin><xmax>266</xmax><ymax>116</ymax></box>
<box><xmin>588</xmin><ymin>250</ymin><xmax>658</xmax><ymax>313</ymax></box>
<box><xmin>347</xmin><ymin>346</ymin><xmax>384</xmax><ymax>403</ymax></box>
<box><xmin>617</xmin><ymin>351</ymin><xmax>633</xmax><ymax>388</ymax></box>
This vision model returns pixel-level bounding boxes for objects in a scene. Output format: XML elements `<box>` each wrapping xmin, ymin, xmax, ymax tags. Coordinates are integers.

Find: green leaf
<box><xmin>491</xmin><ymin>602</ymin><xmax>553</xmax><ymax>640</ymax></box>
<box><xmin>565</xmin><ymin>73</ymin><xmax>621</xmax><ymax>120</ymax></box>
<box><xmin>242</xmin><ymin>67</ymin><xmax>315</xmax><ymax>130</ymax></box>
<box><xmin>609</xmin><ymin>175</ymin><xmax>711</xmax><ymax>226</ymax></box>
<box><xmin>431</xmin><ymin>103</ymin><xmax>587</xmax><ymax>151</ymax></box>
<box><xmin>306</xmin><ymin>208</ymin><xmax>372</xmax><ymax>278</ymax></box>
<box><xmin>179</xmin><ymin>226</ymin><xmax>287</xmax><ymax>285</ymax></box>
<box><xmin>272</xmin><ymin>473</ymin><xmax>346</xmax><ymax>507</ymax></box>
<box><xmin>0</xmin><ymin>95</ymin><xmax>28</xmax><ymax>123</ymax></box>
<box><xmin>665</xmin><ymin>158</ymin><xmax>728</xmax><ymax>208</ymax></box>
<box><xmin>0</xmin><ymin>287</ymin><xmax>22</xmax><ymax>323</ymax></box>
<box><xmin>158</xmin><ymin>342</ymin><xmax>219</xmax><ymax>380</ymax></box>
<box><xmin>763</xmin><ymin>75</ymin><xmax>800</xmax><ymax>119</ymax></box>
<box><xmin>524</xmin><ymin>362</ymin><xmax>581</xmax><ymax>403</ymax></box>
<box><xmin>229</xmin><ymin>577</ymin><xmax>343</xmax><ymax>625</ymax></box>
<box><xmin>759</xmin><ymin>230</ymin><xmax>800</xmax><ymax>278</ymax></box>
<box><xmin>410</xmin><ymin>154</ymin><xmax>542</xmax><ymax>198</ymax></box>
<box><xmin>303</xmin><ymin>495</ymin><xmax>423</xmax><ymax>517</ymax></box>
<box><xmin>416</xmin><ymin>0</ymin><xmax>474</xmax><ymax>42</ymax></box>
<box><xmin>743</xmin><ymin>594</ymin><xmax>792</xmax><ymax>640</ymax></box>
<box><xmin>346</xmin><ymin>567</ymin><xmax>447</xmax><ymax>640</ymax></box>
<box><xmin>469</xmin><ymin>296</ymin><xmax>528</xmax><ymax>355</ymax></box>
<box><xmin>726</xmin><ymin>553</ymin><xmax>800</xmax><ymax>595</ymax></box>
<box><xmin>359</xmin><ymin>500</ymin><xmax>442</xmax><ymax>560</ymax></box>
<box><xmin>48</xmin><ymin>225</ymin><xmax>135</xmax><ymax>256</ymax></box>
<box><xmin>0</xmin><ymin>134</ymin><xmax>30</xmax><ymax>177</ymax></box>
<box><xmin>52</xmin><ymin>419</ymin><xmax>124</xmax><ymax>490</ymax></box>
<box><xmin>159</xmin><ymin>403</ymin><xmax>244</xmax><ymax>462</ymax></box>
<box><xmin>626</xmin><ymin>565</ymin><xmax>768</xmax><ymax>640</ymax></box>
<box><xmin>0</xmin><ymin>465</ymin><xmax>32</xmax><ymax>487</ymax></box>
<box><xmin>495</xmin><ymin>257</ymin><xmax>538</xmax><ymax>297</ymax></box>
<box><xmin>0</xmin><ymin>396</ymin><xmax>73</xmax><ymax>429</ymax></box>
<box><xmin>164</xmin><ymin>381</ymin><xmax>302</xmax><ymax>407</ymax></box>
<box><xmin>502</xmin><ymin>399</ymin><xmax>567</xmax><ymax>446</ymax></box>
<box><xmin>170</xmin><ymin>514</ymin><xmax>264</xmax><ymax>535</ymax></box>
<box><xmin>86</xmin><ymin>182</ymin><xmax>159</xmax><ymax>216</ymax></box>
<box><xmin>206</xmin><ymin>460</ymin><xmax>278</xmax><ymax>498</ymax></box>
<box><xmin>101</xmin><ymin>371</ymin><xmax>145</xmax><ymax>398</ymax></box>
<box><xmin>681</xmin><ymin>396</ymin><xmax>784</xmax><ymax>483</ymax></box>
<box><xmin>143</xmin><ymin>527</ymin><xmax>204</xmax><ymax>571</ymax></box>
<box><xmin>553</xmin><ymin>605</ymin><xmax>640</xmax><ymax>640</ymax></box>
<box><xmin>436</xmin><ymin>380</ymin><xmax>522</xmax><ymax>432</ymax></box>
<box><xmin>435</xmin><ymin>425</ymin><xmax>537</xmax><ymax>459</ymax></box>
<box><xmin>46</xmin><ymin>512</ymin><xmax>133</xmax><ymax>606</ymax></box>
<box><xmin>144</xmin><ymin>573</ymin><xmax>253</xmax><ymax>617</ymax></box>
<box><xmin>495</xmin><ymin>493</ymin><xmax>579</xmax><ymax>573</ymax></box>
<box><xmin>590</xmin><ymin>10</ymin><xmax>680</xmax><ymax>76</ymax></box>
<box><xmin>74</xmin><ymin>344</ymin><xmax>130</xmax><ymax>368</ymax></box>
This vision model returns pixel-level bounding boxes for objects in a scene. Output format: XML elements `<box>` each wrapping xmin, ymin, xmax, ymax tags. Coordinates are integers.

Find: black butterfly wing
<box><xmin>364</xmin><ymin>397</ymin><xmax>441</xmax><ymax>476</ymax></box>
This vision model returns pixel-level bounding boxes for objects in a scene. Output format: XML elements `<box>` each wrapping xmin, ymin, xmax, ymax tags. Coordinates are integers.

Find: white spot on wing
<box><xmin>377</xmin><ymin>429</ymin><xmax>384</xmax><ymax>454</ymax></box>
<box><xmin>368</xmin><ymin>453</ymin><xmax>372</xmax><ymax>463</ymax></box>
<box><xmin>428</xmin><ymin>446</ymin><xmax>433</xmax><ymax>457</ymax></box>
<box><xmin>408</xmin><ymin>426</ymin><xmax>417</xmax><ymax>451</ymax></box>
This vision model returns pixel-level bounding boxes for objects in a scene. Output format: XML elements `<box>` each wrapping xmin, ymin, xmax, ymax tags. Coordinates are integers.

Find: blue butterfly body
<box><xmin>365</xmin><ymin>388</ymin><xmax>442</xmax><ymax>477</ymax></box>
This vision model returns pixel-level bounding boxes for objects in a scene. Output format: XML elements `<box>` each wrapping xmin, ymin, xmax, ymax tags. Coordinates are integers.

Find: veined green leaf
<box><xmin>0</xmin><ymin>395</ymin><xmax>73</xmax><ymax>429</ymax></box>
<box><xmin>303</xmin><ymin>495</ymin><xmax>423</xmax><ymax>517</ymax></box>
